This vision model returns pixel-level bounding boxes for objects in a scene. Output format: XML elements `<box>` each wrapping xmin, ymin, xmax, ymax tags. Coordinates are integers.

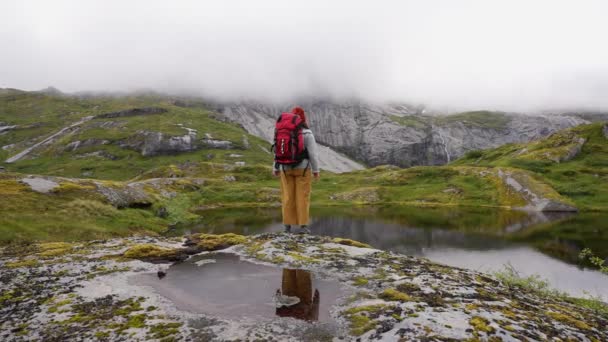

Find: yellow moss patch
<box><xmin>191</xmin><ymin>233</ymin><xmax>247</xmax><ymax>251</ymax></box>
<box><xmin>37</xmin><ymin>242</ymin><xmax>75</xmax><ymax>257</ymax></box>
<box><xmin>5</xmin><ymin>259</ymin><xmax>39</xmax><ymax>268</ymax></box>
<box><xmin>547</xmin><ymin>311</ymin><xmax>592</xmax><ymax>330</ymax></box>
<box><xmin>123</xmin><ymin>244</ymin><xmax>179</xmax><ymax>259</ymax></box>
<box><xmin>333</xmin><ymin>238</ymin><xmax>372</xmax><ymax>249</ymax></box>
<box><xmin>343</xmin><ymin>304</ymin><xmax>387</xmax><ymax>336</ymax></box>
<box><xmin>379</xmin><ymin>288</ymin><xmax>412</xmax><ymax>302</ymax></box>
<box><xmin>349</xmin><ymin>314</ymin><xmax>375</xmax><ymax>336</ymax></box>
<box><xmin>469</xmin><ymin>316</ymin><xmax>495</xmax><ymax>334</ymax></box>
<box><xmin>0</xmin><ymin>180</ymin><xmax>28</xmax><ymax>195</ymax></box>
<box><xmin>353</xmin><ymin>277</ymin><xmax>369</xmax><ymax>286</ymax></box>
<box><xmin>287</xmin><ymin>252</ymin><xmax>320</xmax><ymax>264</ymax></box>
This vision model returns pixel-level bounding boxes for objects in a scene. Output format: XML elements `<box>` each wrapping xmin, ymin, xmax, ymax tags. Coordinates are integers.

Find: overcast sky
<box><xmin>1</xmin><ymin>0</ymin><xmax>608</xmax><ymax>111</ymax></box>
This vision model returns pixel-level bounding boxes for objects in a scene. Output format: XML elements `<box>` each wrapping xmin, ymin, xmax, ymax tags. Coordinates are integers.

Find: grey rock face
<box><xmin>497</xmin><ymin>169</ymin><xmax>577</xmax><ymax>212</ymax></box>
<box><xmin>95</xmin><ymin>182</ymin><xmax>151</xmax><ymax>208</ymax></box>
<box><xmin>65</xmin><ymin>139</ymin><xmax>110</xmax><ymax>152</ymax></box>
<box><xmin>200</xmin><ymin>138</ymin><xmax>233</xmax><ymax>149</ymax></box>
<box><xmin>219</xmin><ymin>101</ymin><xmax>588</xmax><ymax>168</ymax></box>
<box><xmin>0</xmin><ymin>125</ymin><xmax>17</xmax><ymax>133</ymax></box>
<box><xmin>559</xmin><ymin>137</ymin><xmax>586</xmax><ymax>162</ymax></box>
<box><xmin>20</xmin><ymin>177</ymin><xmax>59</xmax><ymax>193</ymax></box>
<box><xmin>119</xmin><ymin>126</ymin><xmax>238</xmax><ymax>156</ymax></box>
<box><xmin>604</xmin><ymin>124</ymin><xmax>608</xmax><ymax>139</ymax></box>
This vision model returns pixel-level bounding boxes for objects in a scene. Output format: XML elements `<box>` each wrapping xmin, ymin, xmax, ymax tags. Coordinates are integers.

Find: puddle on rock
<box><xmin>130</xmin><ymin>253</ymin><xmax>347</xmax><ymax>323</ymax></box>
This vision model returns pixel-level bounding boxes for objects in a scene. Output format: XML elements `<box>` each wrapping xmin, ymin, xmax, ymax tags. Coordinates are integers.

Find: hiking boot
<box><xmin>297</xmin><ymin>225</ymin><xmax>311</xmax><ymax>234</ymax></box>
<box><xmin>284</xmin><ymin>225</ymin><xmax>292</xmax><ymax>233</ymax></box>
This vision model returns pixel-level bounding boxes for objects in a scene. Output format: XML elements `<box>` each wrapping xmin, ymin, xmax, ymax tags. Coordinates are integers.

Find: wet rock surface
<box><xmin>1</xmin><ymin>233</ymin><xmax>606</xmax><ymax>341</ymax></box>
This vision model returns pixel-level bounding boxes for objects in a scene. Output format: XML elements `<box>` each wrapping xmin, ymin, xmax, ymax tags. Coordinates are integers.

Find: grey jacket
<box><xmin>273</xmin><ymin>129</ymin><xmax>320</xmax><ymax>173</ymax></box>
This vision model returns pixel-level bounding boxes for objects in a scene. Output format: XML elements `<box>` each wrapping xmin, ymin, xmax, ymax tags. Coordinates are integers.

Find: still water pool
<box><xmin>168</xmin><ymin>206</ymin><xmax>608</xmax><ymax>299</ymax></box>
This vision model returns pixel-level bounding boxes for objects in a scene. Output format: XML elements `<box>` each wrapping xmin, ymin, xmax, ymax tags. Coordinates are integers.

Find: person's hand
<box><xmin>273</xmin><ymin>170</ymin><xmax>280</xmax><ymax>177</ymax></box>
<box><xmin>313</xmin><ymin>172</ymin><xmax>320</xmax><ymax>181</ymax></box>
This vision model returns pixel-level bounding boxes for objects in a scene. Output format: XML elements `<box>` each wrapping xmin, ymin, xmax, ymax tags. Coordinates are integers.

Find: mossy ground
<box><xmin>454</xmin><ymin>122</ymin><xmax>608</xmax><ymax>210</ymax></box>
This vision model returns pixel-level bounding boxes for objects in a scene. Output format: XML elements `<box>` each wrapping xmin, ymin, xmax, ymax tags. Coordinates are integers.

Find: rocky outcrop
<box><xmin>603</xmin><ymin>124</ymin><xmax>608</xmax><ymax>139</ymax></box>
<box><xmin>559</xmin><ymin>137</ymin><xmax>586</xmax><ymax>162</ymax></box>
<box><xmin>119</xmin><ymin>130</ymin><xmax>197</xmax><ymax>156</ymax></box>
<box><xmin>20</xmin><ymin>177</ymin><xmax>59</xmax><ymax>193</ymax></box>
<box><xmin>200</xmin><ymin>138</ymin><xmax>233</xmax><ymax>149</ymax></box>
<box><xmin>5</xmin><ymin>116</ymin><xmax>94</xmax><ymax>163</ymax></box>
<box><xmin>119</xmin><ymin>127</ymin><xmax>237</xmax><ymax>156</ymax></box>
<box><xmin>95</xmin><ymin>107</ymin><xmax>167</xmax><ymax>119</ymax></box>
<box><xmin>94</xmin><ymin>182</ymin><xmax>152</xmax><ymax>208</ymax></box>
<box><xmin>497</xmin><ymin>169</ymin><xmax>577</xmax><ymax>212</ymax></box>
<box><xmin>3</xmin><ymin>234</ymin><xmax>605</xmax><ymax>341</ymax></box>
<box><xmin>0</xmin><ymin>124</ymin><xmax>17</xmax><ymax>133</ymax></box>
<box><xmin>218</xmin><ymin>101</ymin><xmax>588</xmax><ymax>168</ymax></box>
<box><xmin>65</xmin><ymin>139</ymin><xmax>110</xmax><ymax>151</ymax></box>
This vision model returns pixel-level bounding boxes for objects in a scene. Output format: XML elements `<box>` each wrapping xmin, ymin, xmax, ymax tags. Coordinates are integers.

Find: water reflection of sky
<box><xmin>175</xmin><ymin>207</ymin><xmax>608</xmax><ymax>300</ymax></box>
<box><xmin>131</xmin><ymin>253</ymin><xmax>344</xmax><ymax>323</ymax></box>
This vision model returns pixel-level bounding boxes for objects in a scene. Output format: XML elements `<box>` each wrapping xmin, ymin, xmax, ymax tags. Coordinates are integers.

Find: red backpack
<box><xmin>272</xmin><ymin>112</ymin><xmax>308</xmax><ymax>166</ymax></box>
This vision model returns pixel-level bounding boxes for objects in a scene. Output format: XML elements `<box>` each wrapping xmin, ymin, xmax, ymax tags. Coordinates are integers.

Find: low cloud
<box><xmin>1</xmin><ymin>0</ymin><xmax>608</xmax><ymax>111</ymax></box>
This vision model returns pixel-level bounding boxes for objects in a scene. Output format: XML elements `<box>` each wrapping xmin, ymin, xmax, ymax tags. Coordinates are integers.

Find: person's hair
<box><xmin>291</xmin><ymin>106</ymin><xmax>309</xmax><ymax>128</ymax></box>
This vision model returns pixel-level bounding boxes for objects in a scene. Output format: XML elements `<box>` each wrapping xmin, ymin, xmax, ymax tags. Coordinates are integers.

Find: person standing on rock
<box><xmin>272</xmin><ymin>106</ymin><xmax>320</xmax><ymax>234</ymax></box>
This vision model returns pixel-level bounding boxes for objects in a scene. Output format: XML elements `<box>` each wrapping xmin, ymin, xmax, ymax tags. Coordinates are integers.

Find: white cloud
<box><xmin>1</xmin><ymin>0</ymin><xmax>607</xmax><ymax>111</ymax></box>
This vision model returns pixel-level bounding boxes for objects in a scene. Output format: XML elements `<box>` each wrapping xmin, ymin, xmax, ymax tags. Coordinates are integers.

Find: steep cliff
<box><xmin>218</xmin><ymin>101</ymin><xmax>589</xmax><ymax>168</ymax></box>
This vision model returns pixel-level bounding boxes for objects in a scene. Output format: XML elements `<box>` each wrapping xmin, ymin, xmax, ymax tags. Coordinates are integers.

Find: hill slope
<box><xmin>0</xmin><ymin>90</ymin><xmax>271</xmax><ymax>180</ymax></box>
<box><xmin>453</xmin><ymin>122</ymin><xmax>608</xmax><ymax>210</ymax></box>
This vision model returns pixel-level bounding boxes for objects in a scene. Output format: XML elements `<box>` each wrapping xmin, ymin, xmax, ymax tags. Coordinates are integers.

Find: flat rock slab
<box><xmin>21</xmin><ymin>177</ymin><xmax>59</xmax><ymax>193</ymax></box>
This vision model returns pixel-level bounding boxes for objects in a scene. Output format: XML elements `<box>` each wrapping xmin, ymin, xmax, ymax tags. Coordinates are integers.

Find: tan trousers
<box><xmin>279</xmin><ymin>169</ymin><xmax>312</xmax><ymax>225</ymax></box>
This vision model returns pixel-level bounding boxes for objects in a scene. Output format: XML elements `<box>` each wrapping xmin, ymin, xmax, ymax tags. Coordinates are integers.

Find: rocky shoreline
<box><xmin>1</xmin><ymin>233</ymin><xmax>606</xmax><ymax>341</ymax></box>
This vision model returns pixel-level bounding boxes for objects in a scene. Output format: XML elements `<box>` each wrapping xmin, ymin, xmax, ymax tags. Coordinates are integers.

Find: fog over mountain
<box><xmin>1</xmin><ymin>0</ymin><xmax>608</xmax><ymax>111</ymax></box>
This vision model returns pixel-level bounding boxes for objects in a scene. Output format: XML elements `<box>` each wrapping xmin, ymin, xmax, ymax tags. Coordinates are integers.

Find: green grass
<box><xmin>389</xmin><ymin>115</ymin><xmax>429</xmax><ymax>129</ymax></box>
<box><xmin>2</xmin><ymin>90</ymin><xmax>608</xmax><ymax>247</ymax></box>
<box><xmin>495</xmin><ymin>263</ymin><xmax>608</xmax><ymax>319</ymax></box>
<box><xmin>453</xmin><ymin>123</ymin><xmax>608</xmax><ymax>210</ymax></box>
<box><xmin>434</xmin><ymin>110</ymin><xmax>511</xmax><ymax>130</ymax></box>
<box><xmin>1</xmin><ymin>91</ymin><xmax>271</xmax><ymax>180</ymax></box>
<box><xmin>0</xmin><ymin>184</ymin><xmax>167</xmax><ymax>244</ymax></box>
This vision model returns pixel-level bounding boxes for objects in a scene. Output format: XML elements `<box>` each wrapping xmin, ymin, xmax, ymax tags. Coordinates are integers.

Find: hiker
<box><xmin>272</xmin><ymin>106</ymin><xmax>320</xmax><ymax>234</ymax></box>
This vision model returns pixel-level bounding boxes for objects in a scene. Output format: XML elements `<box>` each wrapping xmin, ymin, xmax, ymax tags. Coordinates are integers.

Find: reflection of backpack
<box><xmin>272</xmin><ymin>112</ymin><xmax>308</xmax><ymax>166</ymax></box>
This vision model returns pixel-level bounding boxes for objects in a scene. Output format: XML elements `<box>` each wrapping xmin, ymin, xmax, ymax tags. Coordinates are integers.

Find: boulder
<box><xmin>94</xmin><ymin>182</ymin><xmax>152</xmax><ymax>208</ymax></box>
<box><xmin>200</xmin><ymin>138</ymin><xmax>233</xmax><ymax>149</ymax></box>
<box><xmin>559</xmin><ymin>137</ymin><xmax>586</xmax><ymax>162</ymax></box>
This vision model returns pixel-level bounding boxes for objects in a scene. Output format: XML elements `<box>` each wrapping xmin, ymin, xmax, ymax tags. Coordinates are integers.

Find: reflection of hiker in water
<box><xmin>274</xmin><ymin>269</ymin><xmax>320</xmax><ymax>321</ymax></box>
<box><xmin>271</xmin><ymin>106</ymin><xmax>320</xmax><ymax>234</ymax></box>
